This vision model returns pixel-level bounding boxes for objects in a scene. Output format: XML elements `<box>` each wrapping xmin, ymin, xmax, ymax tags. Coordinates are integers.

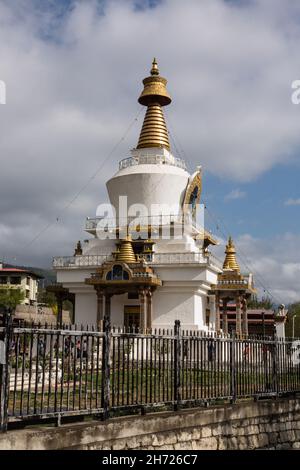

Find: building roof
<box><xmin>0</xmin><ymin>268</ymin><xmax>43</xmax><ymax>279</ymax></box>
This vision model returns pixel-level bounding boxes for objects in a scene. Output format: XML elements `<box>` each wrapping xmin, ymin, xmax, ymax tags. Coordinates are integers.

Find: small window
<box><xmin>113</xmin><ymin>265</ymin><xmax>123</xmax><ymax>280</ymax></box>
<box><xmin>26</xmin><ymin>277</ymin><xmax>30</xmax><ymax>286</ymax></box>
<box><xmin>0</xmin><ymin>276</ymin><xmax>7</xmax><ymax>285</ymax></box>
<box><xmin>106</xmin><ymin>265</ymin><xmax>130</xmax><ymax>281</ymax></box>
<box><xmin>10</xmin><ymin>276</ymin><xmax>21</xmax><ymax>285</ymax></box>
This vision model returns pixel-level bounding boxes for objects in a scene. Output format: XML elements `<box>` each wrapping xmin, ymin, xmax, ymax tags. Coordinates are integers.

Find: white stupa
<box><xmin>53</xmin><ymin>59</ymin><xmax>222</xmax><ymax>330</ymax></box>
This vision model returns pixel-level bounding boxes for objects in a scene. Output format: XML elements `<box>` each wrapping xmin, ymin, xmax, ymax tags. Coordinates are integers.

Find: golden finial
<box><xmin>137</xmin><ymin>58</ymin><xmax>171</xmax><ymax>150</ymax></box>
<box><xmin>223</xmin><ymin>236</ymin><xmax>240</xmax><ymax>272</ymax></box>
<box><xmin>138</xmin><ymin>58</ymin><xmax>171</xmax><ymax>107</ymax></box>
<box><xmin>151</xmin><ymin>57</ymin><xmax>159</xmax><ymax>75</ymax></box>
<box><xmin>115</xmin><ymin>236</ymin><xmax>137</xmax><ymax>264</ymax></box>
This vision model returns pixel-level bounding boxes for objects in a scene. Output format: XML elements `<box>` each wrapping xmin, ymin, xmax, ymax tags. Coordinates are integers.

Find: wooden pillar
<box><xmin>236</xmin><ymin>295</ymin><xmax>242</xmax><ymax>337</ymax></box>
<box><xmin>215</xmin><ymin>293</ymin><xmax>220</xmax><ymax>333</ymax></box>
<box><xmin>71</xmin><ymin>294</ymin><xmax>76</xmax><ymax>324</ymax></box>
<box><xmin>223</xmin><ymin>298</ymin><xmax>228</xmax><ymax>335</ymax></box>
<box><xmin>95</xmin><ymin>288</ymin><xmax>104</xmax><ymax>331</ymax></box>
<box><xmin>139</xmin><ymin>289</ymin><xmax>147</xmax><ymax>332</ymax></box>
<box><xmin>146</xmin><ymin>289</ymin><xmax>153</xmax><ymax>330</ymax></box>
<box><xmin>104</xmin><ymin>294</ymin><xmax>112</xmax><ymax>320</ymax></box>
<box><xmin>242</xmin><ymin>297</ymin><xmax>248</xmax><ymax>336</ymax></box>
<box><xmin>101</xmin><ymin>293</ymin><xmax>112</xmax><ymax>331</ymax></box>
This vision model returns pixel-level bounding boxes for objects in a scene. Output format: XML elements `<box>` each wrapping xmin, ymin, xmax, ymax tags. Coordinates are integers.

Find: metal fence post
<box><xmin>230</xmin><ymin>331</ymin><xmax>236</xmax><ymax>403</ymax></box>
<box><xmin>174</xmin><ymin>320</ymin><xmax>181</xmax><ymax>411</ymax></box>
<box><xmin>0</xmin><ymin>309</ymin><xmax>12</xmax><ymax>432</ymax></box>
<box><xmin>101</xmin><ymin>314</ymin><xmax>111</xmax><ymax>420</ymax></box>
<box><xmin>272</xmin><ymin>335</ymin><xmax>278</xmax><ymax>396</ymax></box>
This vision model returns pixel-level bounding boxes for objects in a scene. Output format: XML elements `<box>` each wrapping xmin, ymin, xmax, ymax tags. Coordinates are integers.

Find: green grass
<box><xmin>8</xmin><ymin>365</ymin><xmax>300</xmax><ymax>419</ymax></box>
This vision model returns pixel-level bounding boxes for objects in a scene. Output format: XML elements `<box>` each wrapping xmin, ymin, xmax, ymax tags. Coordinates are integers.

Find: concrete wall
<box><xmin>1</xmin><ymin>399</ymin><xmax>300</xmax><ymax>450</ymax></box>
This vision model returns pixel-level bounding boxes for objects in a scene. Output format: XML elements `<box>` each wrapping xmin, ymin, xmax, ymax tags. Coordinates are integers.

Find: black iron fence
<box><xmin>1</xmin><ymin>313</ymin><xmax>300</xmax><ymax>432</ymax></box>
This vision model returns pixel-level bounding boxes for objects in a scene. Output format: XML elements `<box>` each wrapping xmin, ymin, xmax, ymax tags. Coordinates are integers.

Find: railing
<box><xmin>217</xmin><ymin>274</ymin><xmax>254</xmax><ymax>289</ymax></box>
<box><xmin>1</xmin><ymin>313</ymin><xmax>300</xmax><ymax>431</ymax></box>
<box><xmin>85</xmin><ymin>213</ymin><xmax>194</xmax><ymax>232</ymax></box>
<box><xmin>53</xmin><ymin>254</ymin><xmax>110</xmax><ymax>268</ymax></box>
<box><xmin>119</xmin><ymin>154</ymin><xmax>187</xmax><ymax>171</ymax></box>
<box><xmin>152</xmin><ymin>252</ymin><xmax>222</xmax><ymax>269</ymax></box>
<box><xmin>152</xmin><ymin>252</ymin><xmax>207</xmax><ymax>265</ymax></box>
<box><xmin>53</xmin><ymin>252</ymin><xmax>223</xmax><ymax>269</ymax></box>
<box><xmin>218</xmin><ymin>279</ymin><xmax>249</xmax><ymax>286</ymax></box>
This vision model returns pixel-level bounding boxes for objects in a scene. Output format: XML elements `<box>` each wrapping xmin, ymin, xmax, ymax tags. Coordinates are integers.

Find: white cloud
<box><xmin>225</xmin><ymin>189</ymin><xmax>246</xmax><ymax>201</ymax></box>
<box><xmin>0</xmin><ymin>0</ymin><xmax>300</xmax><ymax>268</ymax></box>
<box><xmin>284</xmin><ymin>198</ymin><xmax>300</xmax><ymax>206</ymax></box>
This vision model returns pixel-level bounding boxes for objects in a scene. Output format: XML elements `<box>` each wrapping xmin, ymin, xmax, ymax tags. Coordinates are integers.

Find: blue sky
<box><xmin>0</xmin><ymin>0</ymin><xmax>300</xmax><ymax>304</ymax></box>
<box><xmin>203</xmin><ymin>164</ymin><xmax>300</xmax><ymax>240</ymax></box>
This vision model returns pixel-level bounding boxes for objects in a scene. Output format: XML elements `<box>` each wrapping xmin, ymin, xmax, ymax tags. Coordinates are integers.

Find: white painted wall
<box><xmin>107</xmin><ymin>164</ymin><xmax>189</xmax><ymax>217</ymax></box>
<box><xmin>208</xmin><ymin>295</ymin><xmax>216</xmax><ymax>330</ymax></box>
<box><xmin>193</xmin><ymin>295</ymin><xmax>206</xmax><ymax>330</ymax></box>
<box><xmin>74</xmin><ymin>292</ymin><xmax>97</xmax><ymax>326</ymax></box>
<box><xmin>153</xmin><ymin>290</ymin><xmax>197</xmax><ymax>329</ymax></box>
<box><xmin>73</xmin><ymin>287</ymin><xmax>209</xmax><ymax>331</ymax></box>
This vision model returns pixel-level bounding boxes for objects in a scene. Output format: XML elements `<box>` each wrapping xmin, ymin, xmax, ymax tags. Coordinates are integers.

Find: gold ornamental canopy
<box><xmin>137</xmin><ymin>58</ymin><xmax>171</xmax><ymax>150</ymax></box>
<box><xmin>223</xmin><ymin>237</ymin><xmax>240</xmax><ymax>273</ymax></box>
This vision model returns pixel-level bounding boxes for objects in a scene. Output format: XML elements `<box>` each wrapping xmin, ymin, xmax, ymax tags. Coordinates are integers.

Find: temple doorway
<box><xmin>124</xmin><ymin>305</ymin><xmax>140</xmax><ymax>329</ymax></box>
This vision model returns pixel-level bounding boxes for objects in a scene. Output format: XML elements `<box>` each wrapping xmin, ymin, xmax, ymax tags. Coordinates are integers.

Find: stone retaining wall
<box><xmin>0</xmin><ymin>398</ymin><xmax>300</xmax><ymax>450</ymax></box>
<box><xmin>14</xmin><ymin>305</ymin><xmax>70</xmax><ymax>324</ymax></box>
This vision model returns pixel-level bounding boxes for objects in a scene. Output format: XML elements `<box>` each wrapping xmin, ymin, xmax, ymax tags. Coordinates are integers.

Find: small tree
<box><xmin>37</xmin><ymin>289</ymin><xmax>73</xmax><ymax>319</ymax></box>
<box><xmin>37</xmin><ymin>289</ymin><xmax>56</xmax><ymax>309</ymax></box>
<box><xmin>247</xmin><ymin>295</ymin><xmax>274</xmax><ymax>310</ymax></box>
<box><xmin>285</xmin><ymin>302</ymin><xmax>300</xmax><ymax>337</ymax></box>
<box><xmin>0</xmin><ymin>286</ymin><xmax>25</xmax><ymax>311</ymax></box>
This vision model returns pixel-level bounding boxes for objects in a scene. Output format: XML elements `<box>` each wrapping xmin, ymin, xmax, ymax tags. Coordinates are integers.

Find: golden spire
<box><xmin>115</xmin><ymin>236</ymin><xmax>137</xmax><ymax>264</ymax></box>
<box><xmin>223</xmin><ymin>237</ymin><xmax>240</xmax><ymax>272</ymax></box>
<box><xmin>137</xmin><ymin>58</ymin><xmax>171</xmax><ymax>150</ymax></box>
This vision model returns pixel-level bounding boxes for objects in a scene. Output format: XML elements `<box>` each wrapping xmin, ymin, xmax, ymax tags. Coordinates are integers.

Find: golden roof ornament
<box><xmin>115</xmin><ymin>236</ymin><xmax>137</xmax><ymax>264</ymax></box>
<box><xmin>137</xmin><ymin>58</ymin><xmax>171</xmax><ymax>150</ymax></box>
<box><xmin>223</xmin><ymin>236</ymin><xmax>240</xmax><ymax>273</ymax></box>
<box><xmin>74</xmin><ymin>240</ymin><xmax>82</xmax><ymax>256</ymax></box>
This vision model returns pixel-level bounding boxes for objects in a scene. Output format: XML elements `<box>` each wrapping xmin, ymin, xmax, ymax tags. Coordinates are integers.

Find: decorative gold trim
<box><xmin>182</xmin><ymin>170</ymin><xmax>202</xmax><ymax>218</ymax></box>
